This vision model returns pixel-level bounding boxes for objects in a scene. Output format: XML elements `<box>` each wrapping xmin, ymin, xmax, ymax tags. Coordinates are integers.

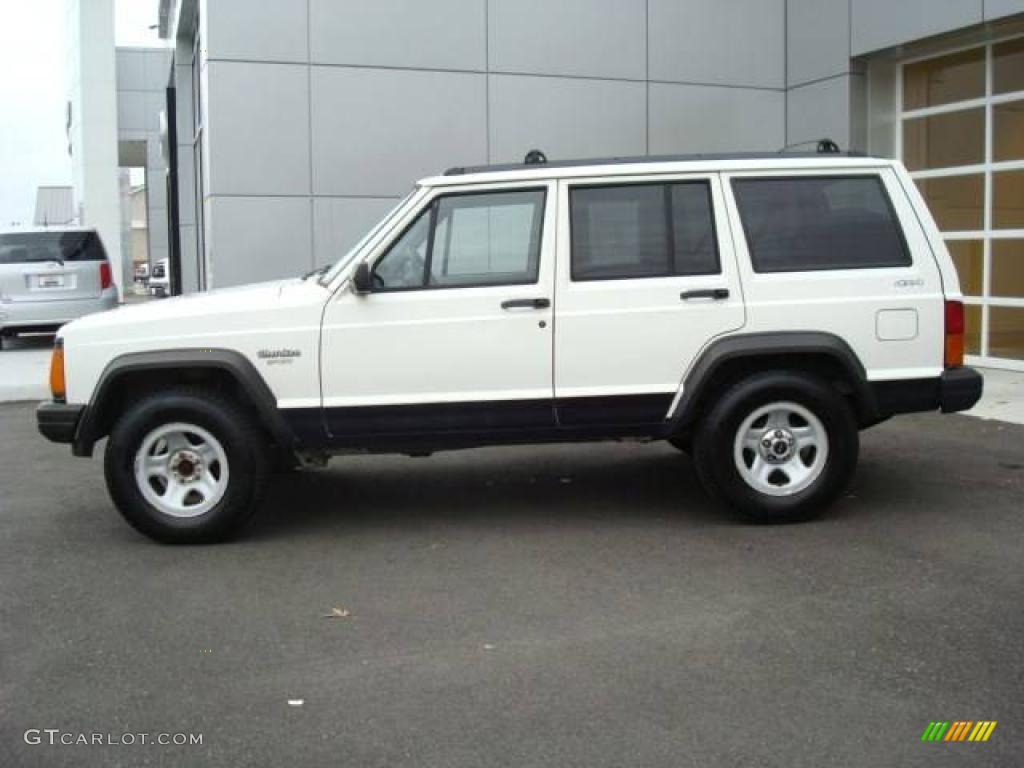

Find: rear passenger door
<box><xmin>553</xmin><ymin>175</ymin><xmax>745</xmax><ymax>428</ymax></box>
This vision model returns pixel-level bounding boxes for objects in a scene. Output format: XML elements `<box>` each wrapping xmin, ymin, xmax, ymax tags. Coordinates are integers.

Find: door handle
<box><xmin>501</xmin><ymin>298</ymin><xmax>550</xmax><ymax>310</ymax></box>
<box><xmin>680</xmin><ymin>288</ymin><xmax>730</xmax><ymax>301</ymax></box>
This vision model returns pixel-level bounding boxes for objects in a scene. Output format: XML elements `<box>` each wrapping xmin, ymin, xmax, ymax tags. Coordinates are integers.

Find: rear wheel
<box><xmin>104</xmin><ymin>388</ymin><xmax>268</xmax><ymax>543</ymax></box>
<box><xmin>693</xmin><ymin>372</ymin><xmax>858</xmax><ymax>523</ymax></box>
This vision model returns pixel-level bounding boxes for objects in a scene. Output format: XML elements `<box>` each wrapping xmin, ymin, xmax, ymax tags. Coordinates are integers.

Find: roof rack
<box><xmin>443</xmin><ymin>139</ymin><xmax>864</xmax><ymax>176</ymax></box>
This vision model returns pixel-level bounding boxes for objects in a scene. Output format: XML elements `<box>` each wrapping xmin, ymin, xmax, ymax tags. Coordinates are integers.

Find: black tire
<box><xmin>104</xmin><ymin>388</ymin><xmax>269</xmax><ymax>544</ymax></box>
<box><xmin>693</xmin><ymin>371</ymin><xmax>858</xmax><ymax>523</ymax></box>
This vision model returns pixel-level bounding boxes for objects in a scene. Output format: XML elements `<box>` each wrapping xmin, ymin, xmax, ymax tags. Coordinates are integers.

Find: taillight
<box><xmin>99</xmin><ymin>262</ymin><xmax>112</xmax><ymax>290</ymax></box>
<box><xmin>50</xmin><ymin>339</ymin><xmax>66</xmax><ymax>402</ymax></box>
<box><xmin>944</xmin><ymin>300</ymin><xmax>965</xmax><ymax>368</ymax></box>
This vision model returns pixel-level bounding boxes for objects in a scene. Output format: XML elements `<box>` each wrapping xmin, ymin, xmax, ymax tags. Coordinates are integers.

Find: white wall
<box><xmin>66</xmin><ymin>0</ymin><xmax>123</xmax><ymax>294</ymax></box>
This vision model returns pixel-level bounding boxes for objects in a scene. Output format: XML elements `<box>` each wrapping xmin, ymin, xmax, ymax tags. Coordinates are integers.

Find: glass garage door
<box><xmin>900</xmin><ymin>36</ymin><xmax>1024</xmax><ymax>368</ymax></box>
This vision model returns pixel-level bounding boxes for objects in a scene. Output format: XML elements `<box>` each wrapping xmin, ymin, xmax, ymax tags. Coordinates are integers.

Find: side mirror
<box><xmin>352</xmin><ymin>262</ymin><xmax>372</xmax><ymax>294</ymax></box>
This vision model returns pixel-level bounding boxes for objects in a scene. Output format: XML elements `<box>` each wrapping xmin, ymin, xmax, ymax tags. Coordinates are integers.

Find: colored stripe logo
<box><xmin>921</xmin><ymin>721</ymin><xmax>997</xmax><ymax>742</ymax></box>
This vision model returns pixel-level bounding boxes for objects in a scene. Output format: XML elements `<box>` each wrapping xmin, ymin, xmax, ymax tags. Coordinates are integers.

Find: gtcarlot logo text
<box><xmin>24</xmin><ymin>729</ymin><xmax>203</xmax><ymax>746</ymax></box>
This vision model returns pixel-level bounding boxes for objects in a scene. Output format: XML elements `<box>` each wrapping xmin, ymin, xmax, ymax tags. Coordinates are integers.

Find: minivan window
<box><xmin>372</xmin><ymin>189</ymin><xmax>545</xmax><ymax>290</ymax></box>
<box><xmin>0</xmin><ymin>231</ymin><xmax>106</xmax><ymax>264</ymax></box>
<box><xmin>570</xmin><ymin>181</ymin><xmax>719</xmax><ymax>281</ymax></box>
<box><xmin>731</xmin><ymin>176</ymin><xmax>911</xmax><ymax>272</ymax></box>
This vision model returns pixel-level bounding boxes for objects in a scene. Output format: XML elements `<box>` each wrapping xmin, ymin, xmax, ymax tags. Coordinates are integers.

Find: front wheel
<box><xmin>693</xmin><ymin>372</ymin><xmax>858</xmax><ymax>523</ymax></box>
<box><xmin>104</xmin><ymin>388</ymin><xmax>268</xmax><ymax>543</ymax></box>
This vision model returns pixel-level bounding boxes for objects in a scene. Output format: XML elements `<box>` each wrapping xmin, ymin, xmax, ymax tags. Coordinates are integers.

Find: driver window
<box><xmin>371</xmin><ymin>188</ymin><xmax>545</xmax><ymax>291</ymax></box>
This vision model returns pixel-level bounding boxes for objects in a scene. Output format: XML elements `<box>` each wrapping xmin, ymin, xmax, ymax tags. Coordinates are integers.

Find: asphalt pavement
<box><xmin>0</xmin><ymin>401</ymin><xmax>1022</xmax><ymax>767</ymax></box>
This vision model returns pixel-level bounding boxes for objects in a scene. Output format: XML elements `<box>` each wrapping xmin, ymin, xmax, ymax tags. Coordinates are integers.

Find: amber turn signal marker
<box><xmin>49</xmin><ymin>340</ymin><xmax>66</xmax><ymax>401</ymax></box>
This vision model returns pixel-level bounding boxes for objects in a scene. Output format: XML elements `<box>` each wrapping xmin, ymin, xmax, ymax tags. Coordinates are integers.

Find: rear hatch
<box><xmin>0</xmin><ymin>230</ymin><xmax>108</xmax><ymax>303</ymax></box>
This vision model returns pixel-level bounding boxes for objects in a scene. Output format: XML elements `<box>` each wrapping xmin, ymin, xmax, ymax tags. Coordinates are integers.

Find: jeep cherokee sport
<box><xmin>37</xmin><ymin>151</ymin><xmax>983</xmax><ymax>543</ymax></box>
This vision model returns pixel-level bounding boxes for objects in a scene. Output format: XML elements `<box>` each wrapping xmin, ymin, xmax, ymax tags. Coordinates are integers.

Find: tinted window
<box><xmin>732</xmin><ymin>176</ymin><xmax>910</xmax><ymax>272</ymax></box>
<box><xmin>372</xmin><ymin>190</ymin><xmax>545</xmax><ymax>290</ymax></box>
<box><xmin>570</xmin><ymin>182</ymin><xmax>719</xmax><ymax>281</ymax></box>
<box><xmin>670</xmin><ymin>184</ymin><xmax>719</xmax><ymax>275</ymax></box>
<box><xmin>0</xmin><ymin>231</ymin><xmax>107</xmax><ymax>265</ymax></box>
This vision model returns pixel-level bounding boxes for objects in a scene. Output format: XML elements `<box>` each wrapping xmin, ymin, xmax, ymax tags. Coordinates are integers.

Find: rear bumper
<box><xmin>938</xmin><ymin>366</ymin><xmax>984</xmax><ymax>413</ymax></box>
<box><xmin>36</xmin><ymin>402</ymin><xmax>85</xmax><ymax>444</ymax></box>
<box><xmin>871</xmin><ymin>366</ymin><xmax>983</xmax><ymax>418</ymax></box>
<box><xmin>0</xmin><ymin>289</ymin><xmax>118</xmax><ymax>333</ymax></box>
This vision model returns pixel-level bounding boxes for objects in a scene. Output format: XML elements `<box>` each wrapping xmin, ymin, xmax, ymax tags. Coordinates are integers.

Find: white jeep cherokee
<box><xmin>37</xmin><ymin>150</ymin><xmax>983</xmax><ymax>543</ymax></box>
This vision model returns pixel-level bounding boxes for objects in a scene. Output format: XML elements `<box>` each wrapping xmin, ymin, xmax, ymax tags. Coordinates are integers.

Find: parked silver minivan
<box><xmin>0</xmin><ymin>228</ymin><xmax>119</xmax><ymax>347</ymax></box>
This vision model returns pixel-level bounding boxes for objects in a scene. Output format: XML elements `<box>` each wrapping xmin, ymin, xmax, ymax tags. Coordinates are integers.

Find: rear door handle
<box><xmin>680</xmin><ymin>288</ymin><xmax>730</xmax><ymax>301</ymax></box>
<box><xmin>501</xmin><ymin>298</ymin><xmax>550</xmax><ymax>310</ymax></box>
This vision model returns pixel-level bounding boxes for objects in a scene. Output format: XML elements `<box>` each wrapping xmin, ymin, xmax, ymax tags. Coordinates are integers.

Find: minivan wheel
<box><xmin>104</xmin><ymin>389</ymin><xmax>268</xmax><ymax>543</ymax></box>
<box><xmin>693</xmin><ymin>372</ymin><xmax>858</xmax><ymax>523</ymax></box>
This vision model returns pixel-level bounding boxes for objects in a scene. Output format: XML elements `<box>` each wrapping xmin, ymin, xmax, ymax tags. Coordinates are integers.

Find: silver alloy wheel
<box><xmin>133</xmin><ymin>422</ymin><xmax>229</xmax><ymax>518</ymax></box>
<box><xmin>732</xmin><ymin>401</ymin><xmax>828</xmax><ymax>497</ymax></box>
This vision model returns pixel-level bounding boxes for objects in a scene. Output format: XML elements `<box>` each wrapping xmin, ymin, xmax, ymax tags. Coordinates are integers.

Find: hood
<box><xmin>60</xmin><ymin>278</ymin><xmax>327</xmax><ymax>341</ymax></box>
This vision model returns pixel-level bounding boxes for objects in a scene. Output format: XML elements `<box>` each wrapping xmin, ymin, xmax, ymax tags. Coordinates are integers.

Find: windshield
<box><xmin>0</xmin><ymin>231</ymin><xmax>107</xmax><ymax>264</ymax></box>
<box><xmin>318</xmin><ymin>189</ymin><xmax>419</xmax><ymax>285</ymax></box>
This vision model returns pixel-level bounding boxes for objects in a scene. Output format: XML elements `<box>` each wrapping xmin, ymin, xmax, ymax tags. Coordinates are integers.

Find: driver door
<box><xmin>319</xmin><ymin>181</ymin><xmax>557</xmax><ymax>445</ymax></box>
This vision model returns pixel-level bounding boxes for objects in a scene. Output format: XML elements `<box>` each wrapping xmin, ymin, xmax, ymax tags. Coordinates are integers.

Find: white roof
<box><xmin>421</xmin><ymin>154</ymin><xmax>894</xmax><ymax>188</ymax></box>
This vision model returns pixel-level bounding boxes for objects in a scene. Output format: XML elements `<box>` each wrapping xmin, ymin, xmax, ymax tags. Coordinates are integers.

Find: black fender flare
<box><xmin>73</xmin><ymin>348</ymin><xmax>297</xmax><ymax>456</ymax></box>
<box><xmin>668</xmin><ymin>331</ymin><xmax>880</xmax><ymax>431</ymax></box>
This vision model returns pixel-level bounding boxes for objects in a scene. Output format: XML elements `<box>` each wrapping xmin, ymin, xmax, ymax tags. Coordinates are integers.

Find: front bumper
<box><xmin>36</xmin><ymin>402</ymin><xmax>85</xmax><ymax>444</ymax></box>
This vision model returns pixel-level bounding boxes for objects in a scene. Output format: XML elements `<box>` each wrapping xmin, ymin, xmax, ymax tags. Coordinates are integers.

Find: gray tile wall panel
<box><xmin>649</xmin><ymin>83</ymin><xmax>784</xmax><ymax>153</ymax></box>
<box><xmin>207</xmin><ymin>196</ymin><xmax>313</xmax><ymax>288</ymax></box>
<box><xmin>851</xmin><ymin>0</ymin><xmax>983</xmax><ymax>55</ymax></box>
<box><xmin>117</xmin><ymin>91</ymin><xmax>146</xmax><ymax>133</ymax></box>
<box><xmin>649</xmin><ymin>0</ymin><xmax>785</xmax><ymax>89</ymax></box>
<box><xmin>204</xmin><ymin>61</ymin><xmax>310</xmax><ymax>196</ymax></box>
<box><xmin>786</xmin><ymin>74</ymin><xmax>858</xmax><ymax>149</ymax></box>
<box><xmin>176</xmin><ymin>144</ymin><xmax>196</xmax><ymax>227</ymax></box>
<box><xmin>488</xmin><ymin>75</ymin><xmax>647</xmax><ymax>164</ymax></box>
<box><xmin>205</xmin><ymin>0</ymin><xmax>308</xmax><ymax>63</ymax></box>
<box><xmin>311</xmin><ymin>67</ymin><xmax>487</xmax><ymax>197</ymax></box>
<box><xmin>310</xmin><ymin>0</ymin><xmax>485</xmax><ymax>71</ymax></box>
<box><xmin>147</xmin><ymin>208</ymin><xmax>169</xmax><ymax>245</ymax></box>
<box><xmin>787</xmin><ymin>0</ymin><xmax>850</xmax><ymax>86</ymax></box>
<box><xmin>489</xmin><ymin>0</ymin><xmax>646</xmax><ymax>80</ymax></box>
<box><xmin>985</xmin><ymin>0</ymin><xmax>1024</xmax><ymax>19</ymax></box>
<box><xmin>312</xmin><ymin>197</ymin><xmax>402</xmax><ymax>268</ymax></box>
<box><xmin>173</xmin><ymin>63</ymin><xmax>193</xmax><ymax>142</ymax></box>
<box><xmin>116</xmin><ymin>50</ymin><xmax>145</xmax><ymax>91</ymax></box>
<box><xmin>143</xmin><ymin>49</ymin><xmax>171</xmax><ymax>91</ymax></box>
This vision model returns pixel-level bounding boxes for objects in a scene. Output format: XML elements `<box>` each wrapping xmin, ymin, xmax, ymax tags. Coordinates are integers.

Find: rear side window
<box><xmin>731</xmin><ymin>176</ymin><xmax>910</xmax><ymax>272</ymax></box>
<box><xmin>570</xmin><ymin>181</ymin><xmax>719</xmax><ymax>281</ymax></box>
<box><xmin>0</xmin><ymin>231</ymin><xmax>107</xmax><ymax>264</ymax></box>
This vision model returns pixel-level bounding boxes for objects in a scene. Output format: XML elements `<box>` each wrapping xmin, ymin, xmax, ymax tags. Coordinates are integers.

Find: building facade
<box><xmin>115</xmin><ymin>46</ymin><xmax>173</xmax><ymax>279</ymax></box>
<box><xmin>141</xmin><ymin>1</ymin><xmax>1021</xmax><ymax>368</ymax></box>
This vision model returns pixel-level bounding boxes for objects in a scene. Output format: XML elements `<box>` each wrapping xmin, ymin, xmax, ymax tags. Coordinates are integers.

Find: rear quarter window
<box><xmin>731</xmin><ymin>176</ymin><xmax>911</xmax><ymax>273</ymax></box>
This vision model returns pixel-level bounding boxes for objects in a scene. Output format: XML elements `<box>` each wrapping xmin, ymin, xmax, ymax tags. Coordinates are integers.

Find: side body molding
<box><xmin>668</xmin><ymin>331</ymin><xmax>879</xmax><ymax>429</ymax></box>
<box><xmin>73</xmin><ymin>349</ymin><xmax>300</xmax><ymax>456</ymax></box>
